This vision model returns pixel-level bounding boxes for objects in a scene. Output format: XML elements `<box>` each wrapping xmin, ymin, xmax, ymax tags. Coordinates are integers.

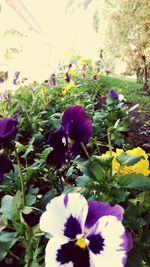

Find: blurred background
<box><xmin>0</xmin><ymin>0</ymin><xmax>149</xmax><ymax>83</ymax></box>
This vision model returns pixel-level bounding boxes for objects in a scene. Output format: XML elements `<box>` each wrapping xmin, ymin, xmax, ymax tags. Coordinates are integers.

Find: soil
<box><xmin>95</xmin><ymin>95</ymin><xmax>150</xmax><ymax>157</ymax></box>
<box><xmin>126</xmin><ymin>110</ymin><xmax>150</xmax><ymax>155</ymax></box>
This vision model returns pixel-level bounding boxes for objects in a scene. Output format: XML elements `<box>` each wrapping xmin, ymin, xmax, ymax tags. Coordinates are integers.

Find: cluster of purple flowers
<box><xmin>0</xmin><ymin>116</ymin><xmax>18</xmax><ymax>181</ymax></box>
<box><xmin>46</xmin><ymin>105</ymin><xmax>93</xmax><ymax>169</ymax></box>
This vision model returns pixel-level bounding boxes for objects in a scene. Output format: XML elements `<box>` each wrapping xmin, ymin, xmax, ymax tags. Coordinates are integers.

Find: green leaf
<box><xmin>0</xmin><ymin>195</ymin><xmax>15</xmax><ymax>220</ymax></box>
<box><xmin>76</xmin><ymin>175</ymin><xmax>91</xmax><ymax>187</ymax></box>
<box><xmin>15</xmin><ymin>141</ymin><xmax>26</xmax><ymax>153</ymax></box>
<box><xmin>116</xmin><ymin>152</ymin><xmax>144</xmax><ymax>166</ymax></box>
<box><xmin>0</xmin><ymin>191</ymin><xmax>22</xmax><ymax>220</ymax></box>
<box><xmin>0</xmin><ymin>217</ymin><xmax>7</xmax><ymax>232</ymax></box>
<box><xmin>22</xmin><ymin>206</ymin><xmax>33</xmax><ymax>214</ymax></box>
<box><xmin>118</xmin><ymin>173</ymin><xmax>150</xmax><ymax>191</ymax></box>
<box><xmin>80</xmin><ymin>159</ymin><xmax>105</xmax><ymax>181</ymax></box>
<box><xmin>126</xmin><ymin>246</ymin><xmax>142</xmax><ymax>267</ymax></box>
<box><xmin>66</xmin><ymin>166</ymin><xmax>75</xmax><ymax>177</ymax></box>
<box><xmin>25</xmin><ymin>194</ymin><xmax>36</xmax><ymax>206</ymax></box>
<box><xmin>90</xmin><ymin>161</ymin><xmax>105</xmax><ymax>181</ymax></box>
<box><xmin>35</xmin><ymin>189</ymin><xmax>56</xmax><ymax>211</ymax></box>
<box><xmin>41</xmin><ymin>147</ymin><xmax>52</xmax><ymax>159</ymax></box>
<box><xmin>116</xmin><ymin>126</ymin><xmax>129</xmax><ymax>132</ymax></box>
<box><xmin>128</xmin><ymin>103</ymin><xmax>139</xmax><ymax>112</ymax></box>
<box><xmin>63</xmin><ymin>185</ymin><xmax>81</xmax><ymax>194</ymax></box>
<box><xmin>110</xmin><ymin>187</ymin><xmax>129</xmax><ymax>202</ymax></box>
<box><xmin>0</xmin><ymin>231</ymin><xmax>18</xmax><ymax>261</ymax></box>
<box><xmin>93</xmin><ymin>155</ymin><xmax>113</xmax><ymax>169</ymax></box>
<box><xmin>22</xmin><ymin>144</ymin><xmax>34</xmax><ymax>158</ymax></box>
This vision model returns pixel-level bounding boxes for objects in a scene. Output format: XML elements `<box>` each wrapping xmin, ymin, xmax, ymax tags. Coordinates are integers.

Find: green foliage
<box><xmin>100</xmin><ymin>75</ymin><xmax>149</xmax><ymax>111</ymax></box>
<box><xmin>0</xmin><ymin>70</ymin><xmax>149</xmax><ymax>266</ymax></box>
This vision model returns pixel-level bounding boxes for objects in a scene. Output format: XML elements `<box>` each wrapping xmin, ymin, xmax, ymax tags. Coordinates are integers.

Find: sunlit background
<box><xmin>0</xmin><ymin>0</ymin><xmax>103</xmax><ymax>81</ymax></box>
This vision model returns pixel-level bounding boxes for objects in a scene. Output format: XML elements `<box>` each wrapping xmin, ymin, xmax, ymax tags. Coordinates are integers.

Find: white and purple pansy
<box><xmin>40</xmin><ymin>193</ymin><xmax>132</xmax><ymax>267</ymax></box>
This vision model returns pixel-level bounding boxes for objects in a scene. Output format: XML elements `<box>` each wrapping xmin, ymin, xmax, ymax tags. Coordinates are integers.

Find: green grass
<box><xmin>100</xmin><ymin>75</ymin><xmax>150</xmax><ymax>112</ymax></box>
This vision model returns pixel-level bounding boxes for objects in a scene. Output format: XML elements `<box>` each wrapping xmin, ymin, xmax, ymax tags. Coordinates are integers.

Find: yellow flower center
<box><xmin>75</xmin><ymin>234</ymin><xmax>88</xmax><ymax>249</ymax></box>
<box><xmin>75</xmin><ymin>237</ymin><xmax>87</xmax><ymax>249</ymax></box>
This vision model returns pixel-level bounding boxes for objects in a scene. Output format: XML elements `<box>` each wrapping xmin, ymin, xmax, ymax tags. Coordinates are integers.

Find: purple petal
<box><xmin>64</xmin><ymin>194</ymin><xmax>69</xmax><ymax>207</ymax></box>
<box><xmin>46</xmin><ymin>127</ymin><xmax>68</xmax><ymax>168</ymax></box>
<box><xmin>72</xmin><ymin>141</ymin><xmax>91</xmax><ymax>159</ymax></box>
<box><xmin>85</xmin><ymin>200</ymin><xmax>124</xmax><ymax>228</ymax></box>
<box><xmin>46</xmin><ymin>146</ymin><xmax>67</xmax><ymax>169</ymax></box>
<box><xmin>4</xmin><ymin>71</ymin><xmax>8</xmax><ymax>80</ymax></box>
<box><xmin>121</xmin><ymin>230</ymin><xmax>133</xmax><ymax>251</ymax></box>
<box><xmin>0</xmin><ymin>116</ymin><xmax>18</xmax><ymax>146</ymax></box>
<box><xmin>0</xmin><ymin>154</ymin><xmax>14</xmax><ymax>182</ymax></box>
<box><xmin>120</xmin><ymin>230</ymin><xmax>133</xmax><ymax>265</ymax></box>
<box><xmin>109</xmin><ymin>89</ymin><xmax>119</xmax><ymax>100</ymax></box>
<box><xmin>57</xmin><ymin>240</ymin><xmax>90</xmax><ymax>266</ymax></box>
<box><xmin>64</xmin><ymin>215</ymin><xmax>82</xmax><ymax>239</ymax></box>
<box><xmin>87</xmin><ymin>233</ymin><xmax>104</xmax><ymax>255</ymax></box>
<box><xmin>0</xmin><ymin>77</ymin><xmax>4</xmax><ymax>83</ymax></box>
<box><xmin>62</xmin><ymin>105</ymin><xmax>93</xmax><ymax>143</ymax></box>
<box><xmin>14</xmin><ymin>71</ymin><xmax>20</xmax><ymax>79</ymax></box>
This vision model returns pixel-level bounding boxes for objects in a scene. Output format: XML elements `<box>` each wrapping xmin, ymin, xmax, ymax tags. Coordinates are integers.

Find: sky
<box><xmin>0</xmin><ymin>0</ymin><xmax>100</xmax><ymax>81</ymax></box>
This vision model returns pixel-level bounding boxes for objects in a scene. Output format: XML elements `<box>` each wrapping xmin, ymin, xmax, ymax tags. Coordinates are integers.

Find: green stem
<box><xmin>15</xmin><ymin>148</ymin><xmax>25</xmax><ymax>206</ymax></box>
<box><xmin>107</xmin><ymin>129</ymin><xmax>112</xmax><ymax>156</ymax></box>
<box><xmin>90</xmin><ymin>137</ymin><xmax>101</xmax><ymax>155</ymax></box>
<box><xmin>80</xmin><ymin>142</ymin><xmax>91</xmax><ymax>160</ymax></box>
<box><xmin>24</xmin><ymin>227</ymin><xmax>33</xmax><ymax>267</ymax></box>
<box><xmin>107</xmin><ymin>129</ymin><xmax>113</xmax><ymax>179</ymax></box>
<box><xmin>9</xmin><ymin>250</ymin><xmax>22</xmax><ymax>262</ymax></box>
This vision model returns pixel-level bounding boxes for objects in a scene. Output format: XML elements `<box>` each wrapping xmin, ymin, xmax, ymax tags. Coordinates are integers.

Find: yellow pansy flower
<box><xmin>102</xmin><ymin>147</ymin><xmax>150</xmax><ymax>176</ymax></box>
<box><xmin>62</xmin><ymin>82</ymin><xmax>75</xmax><ymax>95</ymax></box>
<box><xmin>69</xmin><ymin>69</ymin><xmax>76</xmax><ymax>76</ymax></box>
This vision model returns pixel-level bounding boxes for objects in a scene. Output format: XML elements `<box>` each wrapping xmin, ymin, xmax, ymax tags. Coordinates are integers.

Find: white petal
<box><xmin>45</xmin><ymin>238</ymin><xmax>73</xmax><ymax>267</ymax></box>
<box><xmin>90</xmin><ymin>250</ymin><xmax>125</xmax><ymax>267</ymax></box>
<box><xmin>40</xmin><ymin>193</ymin><xmax>88</xmax><ymax>237</ymax></box>
<box><xmin>88</xmin><ymin>216</ymin><xmax>127</xmax><ymax>267</ymax></box>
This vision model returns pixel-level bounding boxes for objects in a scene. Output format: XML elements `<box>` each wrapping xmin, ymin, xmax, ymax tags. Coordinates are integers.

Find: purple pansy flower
<box><xmin>48</xmin><ymin>73</ymin><xmax>57</xmax><ymax>86</ymax></box>
<box><xmin>0</xmin><ymin>154</ymin><xmax>14</xmax><ymax>182</ymax></box>
<box><xmin>4</xmin><ymin>71</ymin><xmax>8</xmax><ymax>80</ymax></box>
<box><xmin>0</xmin><ymin>76</ymin><xmax>4</xmax><ymax>83</ymax></box>
<box><xmin>22</xmin><ymin>77</ymin><xmax>28</xmax><ymax>83</ymax></box>
<box><xmin>14</xmin><ymin>71</ymin><xmax>20</xmax><ymax>79</ymax></box>
<box><xmin>65</xmin><ymin>72</ymin><xmax>71</xmax><ymax>83</ymax></box>
<box><xmin>3</xmin><ymin>91</ymin><xmax>11</xmax><ymax>103</ymax></box>
<box><xmin>13</xmin><ymin>71</ymin><xmax>20</xmax><ymax>85</ymax></box>
<box><xmin>109</xmin><ymin>89</ymin><xmax>119</xmax><ymax>100</ymax></box>
<box><xmin>40</xmin><ymin>193</ymin><xmax>132</xmax><ymax>267</ymax></box>
<box><xmin>46</xmin><ymin>105</ymin><xmax>93</xmax><ymax>168</ymax></box>
<box><xmin>0</xmin><ymin>116</ymin><xmax>18</xmax><ymax>146</ymax></box>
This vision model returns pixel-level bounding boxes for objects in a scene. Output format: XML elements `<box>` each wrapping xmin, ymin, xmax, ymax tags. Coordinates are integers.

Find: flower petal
<box><xmin>46</xmin><ymin>127</ymin><xmax>68</xmax><ymax>168</ymax></box>
<box><xmin>0</xmin><ymin>116</ymin><xmax>18</xmax><ymax>145</ymax></box>
<box><xmin>72</xmin><ymin>141</ymin><xmax>91</xmax><ymax>159</ymax></box>
<box><xmin>109</xmin><ymin>89</ymin><xmax>119</xmax><ymax>100</ymax></box>
<box><xmin>62</xmin><ymin>105</ymin><xmax>93</xmax><ymax>143</ymax></box>
<box><xmin>88</xmin><ymin>216</ymin><xmax>131</xmax><ymax>267</ymax></box>
<box><xmin>0</xmin><ymin>154</ymin><xmax>14</xmax><ymax>182</ymax></box>
<box><xmin>85</xmin><ymin>200</ymin><xmax>124</xmax><ymax>229</ymax></box>
<box><xmin>45</xmin><ymin>238</ymin><xmax>74</xmax><ymax>267</ymax></box>
<box><xmin>40</xmin><ymin>193</ymin><xmax>88</xmax><ymax>238</ymax></box>
<box><xmin>87</xmin><ymin>233</ymin><xmax>104</xmax><ymax>255</ymax></box>
<box><xmin>57</xmin><ymin>240</ymin><xmax>90</xmax><ymax>267</ymax></box>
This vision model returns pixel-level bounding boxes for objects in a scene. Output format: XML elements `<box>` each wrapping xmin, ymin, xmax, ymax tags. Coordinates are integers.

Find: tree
<box><xmin>106</xmin><ymin>0</ymin><xmax>150</xmax><ymax>88</ymax></box>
